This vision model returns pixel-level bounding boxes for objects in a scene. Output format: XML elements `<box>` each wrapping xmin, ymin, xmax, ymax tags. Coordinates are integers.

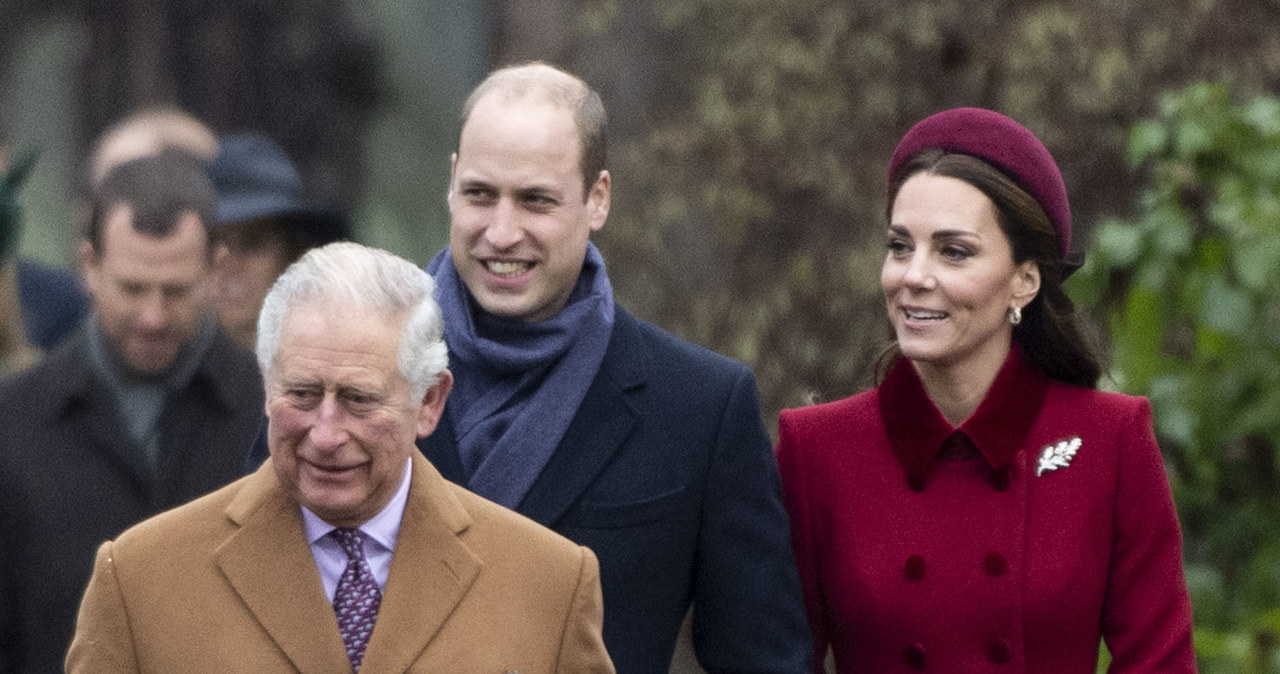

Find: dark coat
<box><xmin>0</xmin><ymin>323</ymin><xmax>265</xmax><ymax>673</ymax></box>
<box><xmin>419</xmin><ymin>307</ymin><xmax>811</xmax><ymax>674</ymax></box>
<box><xmin>778</xmin><ymin>348</ymin><xmax>1196</xmax><ymax>673</ymax></box>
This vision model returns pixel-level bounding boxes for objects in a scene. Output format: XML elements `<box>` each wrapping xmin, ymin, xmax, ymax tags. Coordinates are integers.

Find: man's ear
<box><xmin>446</xmin><ymin>152</ymin><xmax>458</xmax><ymax>206</ymax></box>
<box><xmin>416</xmin><ymin>369</ymin><xmax>454</xmax><ymax>438</ymax></box>
<box><xmin>586</xmin><ymin>170</ymin><xmax>610</xmax><ymax>232</ymax></box>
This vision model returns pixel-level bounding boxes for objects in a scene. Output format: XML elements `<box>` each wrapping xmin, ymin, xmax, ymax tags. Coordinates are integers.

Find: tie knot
<box><xmin>331</xmin><ymin>528</ymin><xmax>367</xmax><ymax>561</ymax></box>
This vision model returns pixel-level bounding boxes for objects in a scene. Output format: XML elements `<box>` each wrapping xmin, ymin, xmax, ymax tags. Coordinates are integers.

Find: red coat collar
<box><xmin>878</xmin><ymin>344</ymin><xmax>1049</xmax><ymax>479</ymax></box>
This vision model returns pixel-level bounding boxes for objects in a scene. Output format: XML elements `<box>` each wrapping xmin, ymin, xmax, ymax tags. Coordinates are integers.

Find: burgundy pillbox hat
<box><xmin>888</xmin><ymin>107</ymin><xmax>1072</xmax><ymax>258</ymax></box>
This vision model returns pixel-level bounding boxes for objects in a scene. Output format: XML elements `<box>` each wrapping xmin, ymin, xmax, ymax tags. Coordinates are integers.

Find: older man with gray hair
<box><xmin>68</xmin><ymin>242</ymin><xmax>614</xmax><ymax>673</ymax></box>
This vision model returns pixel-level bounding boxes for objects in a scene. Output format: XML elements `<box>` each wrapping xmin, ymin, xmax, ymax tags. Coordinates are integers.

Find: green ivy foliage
<box><xmin>1072</xmin><ymin>82</ymin><xmax>1280</xmax><ymax>672</ymax></box>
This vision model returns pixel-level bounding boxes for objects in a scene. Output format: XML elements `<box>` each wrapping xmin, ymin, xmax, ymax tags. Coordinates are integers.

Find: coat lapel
<box><xmin>46</xmin><ymin>330</ymin><xmax>154</xmax><ymax>497</ymax></box>
<box><xmin>153</xmin><ymin>375</ymin><xmax>219</xmax><ymax>505</ymax></box>
<box><xmin>215</xmin><ymin>465</ymin><xmax>351</xmax><ymax>672</ymax></box>
<box><xmin>360</xmin><ymin>453</ymin><xmax>482</xmax><ymax>672</ymax></box>
<box><xmin>515</xmin><ymin>309</ymin><xmax>647</xmax><ymax>526</ymax></box>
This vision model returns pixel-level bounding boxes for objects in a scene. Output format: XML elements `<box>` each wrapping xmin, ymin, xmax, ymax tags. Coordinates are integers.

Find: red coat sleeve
<box><xmin>1101</xmin><ymin>398</ymin><xmax>1196</xmax><ymax>672</ymax></box>
<box><xmin>777</xmin><ymin>408</ymin><xmax>831</xmax><ymax>674</ymax></box>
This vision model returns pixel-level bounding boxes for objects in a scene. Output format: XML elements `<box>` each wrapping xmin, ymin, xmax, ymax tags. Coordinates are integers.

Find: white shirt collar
<box><xmin>301</xmin><ymin>455</ymin><xmax>413</xmax><ymax>551</ymax></box>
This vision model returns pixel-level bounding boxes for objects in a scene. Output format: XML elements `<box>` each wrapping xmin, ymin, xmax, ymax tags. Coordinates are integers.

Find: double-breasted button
<box><xmin>908</xmin><ymin>474</ymin><xmax>927</xmax><ymax>492</ymax></box>
<box><xmin>984</xmin><ymin>552</ymin><xmax>1007</xmax><ymax>577</ymax></box>
<box><xmin>987</xmin><ymin>638</ymin><xmax>1011</xmax><ymax>664</ymax></box>
<box><xmin>904</xmin><ymin>555</ymin><xmax>926</xmax><ymax>580</ymax></box>
<box><xmin>904</xmin><ymin>643</ymin><xmax>926</xmax><ymax>669</ymax></box>
<box><xmin>989</xmin><ymin>467</ymin><xmax>1010</xmax><ymax>491</ymax></box>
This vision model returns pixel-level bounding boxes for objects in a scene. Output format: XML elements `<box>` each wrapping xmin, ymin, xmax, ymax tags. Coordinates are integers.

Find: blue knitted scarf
<box><xmin>427</xmin><ymin>244</ymin><xmax>615</xmax><ymax>508</ymax></box>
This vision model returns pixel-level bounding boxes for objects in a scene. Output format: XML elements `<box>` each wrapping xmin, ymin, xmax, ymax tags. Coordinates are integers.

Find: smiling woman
<box><xmin>776</xmin><ymin>108</ymin><xmax>1196</xmax><ymax>673</ymax></box>
<box><xmin>882</xmin><ymin>172</ymin><xmax>1040</xmax><ymax>417</ymax></box>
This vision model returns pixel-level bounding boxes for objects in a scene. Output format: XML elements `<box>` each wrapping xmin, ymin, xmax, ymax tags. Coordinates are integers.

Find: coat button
<box><xmin>908</xmin><ymin>474</ymin><xmax>927</xmax><ymax>492</ymax></box>
<box><xmin>987</xmin><ymin>638</ymin><xmax>1011</xmax><ymax>664</ymax></box>
<box><xmin>905</xmin><ymin>555</ymin><xmax>926</xmax><ymax>580</ymax></box>
<box><xmin>984</xmin><ymin>552</ymin><xmax>1007</xmax><ymax>577</ymax></box>
<box><xmin>989</xmin><ymin>467</ymin><xmax>1010</xmax><ymax>491</ymax></box>
<box><xmin>904</xmin><ymin>643</ymin><xmax>926</xmax><ymax>669</ymax></box>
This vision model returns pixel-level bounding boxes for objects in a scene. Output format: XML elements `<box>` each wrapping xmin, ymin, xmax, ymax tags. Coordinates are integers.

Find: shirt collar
<box><xmin>878</xmin><ymin>342</ymin><xmax>1049</xmax><ymax>480</ymax></box>
<box><xmin>301</xmin><ymin>456</ymin><xmax>413</xmax><ymax>553</ymax></box>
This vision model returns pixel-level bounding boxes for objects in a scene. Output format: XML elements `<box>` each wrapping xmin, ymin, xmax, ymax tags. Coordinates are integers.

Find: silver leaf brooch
<box><xmin>1036</xmin><ymin>436</ymin><xmax>1082</xmax><ymax>477</ymax></box>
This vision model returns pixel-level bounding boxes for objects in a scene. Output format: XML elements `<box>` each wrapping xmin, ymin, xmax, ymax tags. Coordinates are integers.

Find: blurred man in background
<box><xmin>87</xmin><ymin>106</ymin><xmax>219</xmax><ymax>188</ymax></box>
<box><xmin>0</xmin><ymin>153</ymin><xmax>264</xmax><ymax>671</ymax></box>
<box><xmin>6</xmin><ymin>107</ymin><xmax>219</xmax><ymax>358</ymax></box>
<box><xmin>208</xmin><ymin>133</ymin><xmax>350</xmax><ymax>349</ymax></box>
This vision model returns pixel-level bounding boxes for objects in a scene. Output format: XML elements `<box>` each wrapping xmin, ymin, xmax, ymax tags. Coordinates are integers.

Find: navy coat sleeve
<box><xmin>691</xmin><ymin>368</ymin><xmax>812</xmax><ymax>672</ymax></box>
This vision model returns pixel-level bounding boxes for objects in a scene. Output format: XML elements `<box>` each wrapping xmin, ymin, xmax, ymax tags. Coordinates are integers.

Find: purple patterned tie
<box><xmin>331</xmin><ymin>528</ymin><xmax>382</xmax><ymax>672</ymax></box>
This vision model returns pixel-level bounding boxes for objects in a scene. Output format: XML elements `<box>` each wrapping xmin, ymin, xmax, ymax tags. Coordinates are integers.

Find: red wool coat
<box><xmin>777</xmin><ymin>347</ymin><xmax>1196</xmax><ymax>673</ymax></box>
